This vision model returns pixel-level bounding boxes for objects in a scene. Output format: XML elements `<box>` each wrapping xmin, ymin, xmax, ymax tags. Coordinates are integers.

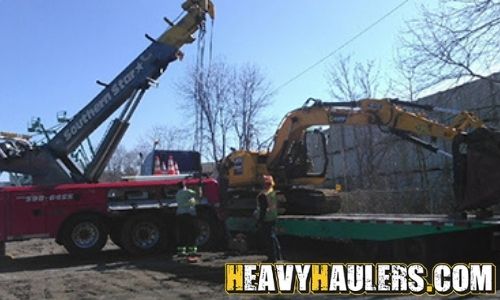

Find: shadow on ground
<box><xmin>1</xmin><ymin>234</ymin><xmax>499</xmax><ymax>289</ymax></box>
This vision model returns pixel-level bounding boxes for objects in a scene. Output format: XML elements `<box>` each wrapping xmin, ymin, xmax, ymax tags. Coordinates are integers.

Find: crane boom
<box><xmin>0</xmin><ymin>0</ymin><xmax>215</xmax><ymax>185</ymax></box>
<box><xmin>50</xmin><ymin>0</ymin><xmax>214</xmax><ymax>157</ymax></box>
<box><xmin>48</xmin><ymin>43</ymin><xmax>175</xmax><ymax>155</ymax></box>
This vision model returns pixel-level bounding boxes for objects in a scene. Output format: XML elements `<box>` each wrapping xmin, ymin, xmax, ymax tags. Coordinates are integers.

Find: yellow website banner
<box><xmin>225</xmin><ymin>263</ymin><xmax>495</xmax><ymax>296</ymax></box>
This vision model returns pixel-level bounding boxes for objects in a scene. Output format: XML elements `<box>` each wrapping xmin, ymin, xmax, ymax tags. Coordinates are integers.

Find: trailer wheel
<box><xmin>62</xmin><ymin>214</ymin><xmax>108</xmax><ymax>257</ymax></box>
<box><xmin>195</xmin><ymin>211</ymin><xmax>222</xmax><ymax>250</ymax></box>
<box><xmin>120</xmin><ymin>215</ymin><xmax>167</xmax><ymax>255</ymax></box>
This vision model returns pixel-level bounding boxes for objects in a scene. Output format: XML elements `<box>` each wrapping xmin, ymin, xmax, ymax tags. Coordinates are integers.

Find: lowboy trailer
<box><xmin>227</xmin><ymin>213</ymin><xmax>500</xmax><ymax>263</ymax></box>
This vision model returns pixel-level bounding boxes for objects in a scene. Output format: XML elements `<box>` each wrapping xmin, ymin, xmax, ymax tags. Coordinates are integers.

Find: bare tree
<box><xmin>391</xmin><ymin>50</ymin><xmax>421</xmax><ymax>101</ymax></box>
<box><xmin>327</xmin><ymin>55</ymin><xmax>381</xmax><ymax>100</ymax></box>
<box><xmin>232</xmin><ymin>64</ymin><xmax>274</xmax><ymax>151</ymax></box>
<box><xmin>178</xmin><ymin>59</ymin><xmax>273</xmax><ymax>163</ymax></box>
<box><xmin>178</xmin><ymin>60</ymin><xmax>235</xmax><ymax>162</ymax></box>
<box><xmin>326</xmin><ymin>55</ymin><xmax>384</xmax><ymax>189</ymax></box>
<box><xmin>391</xmin><ymin>52</ymin><xmax>436</xmax><ymax>210</ymax></box>
<box><xmin>135</xmin><ymin>125</ymin><xmax>190</xmax><ymax>156</ymax></box>
<box><xmin>100</xmin><ymin>145</ymin><xmax>140</xmax><ymax>182</ymax></box>
<box><xmin>400</xmin><ymin>0</ymin><xmax>500</xmax><ymax>88</ymax></box>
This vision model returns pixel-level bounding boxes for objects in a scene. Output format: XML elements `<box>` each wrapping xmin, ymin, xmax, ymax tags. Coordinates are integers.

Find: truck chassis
<box><xmin>0</xmin><ymin>178</ymin><xmax>223</xmax><ymax>257</ymax></box>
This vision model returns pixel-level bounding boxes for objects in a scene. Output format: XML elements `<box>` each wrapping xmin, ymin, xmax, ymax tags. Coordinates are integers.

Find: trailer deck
<box><xmin>227</xmin><ymin>213</ymin><xmax>500</xmax><ymax>241</ymax></box>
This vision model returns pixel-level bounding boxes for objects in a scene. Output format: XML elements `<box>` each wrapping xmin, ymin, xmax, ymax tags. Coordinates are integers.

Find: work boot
<box><xmin>176</xmin><ymin>246</ymin><xmax>187</xmax><ymax>256</ymax></box>
<box><xmin>186</xmin><ymin>246</ymin><xmax>199</xmax><ymax>263</ymax></box>
<box><xmin>187</xmin><ymin>246</ymin><xmax>198</xmax><ymax>256</ymax></box>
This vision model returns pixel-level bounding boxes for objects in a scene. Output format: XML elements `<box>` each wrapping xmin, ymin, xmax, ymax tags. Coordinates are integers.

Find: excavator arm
<box><xmin>268</xmin><ymin>98</ymin><xmax>488</xmax><ymax>173</ymax></box>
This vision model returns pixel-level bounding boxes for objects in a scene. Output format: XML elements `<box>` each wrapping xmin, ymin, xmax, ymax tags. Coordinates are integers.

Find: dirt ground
<box><xmin>0</xmin><ymin>238</ymin><xmax>496</xmax><ymax>299</ymax></box>
<box><xmin>0</xmin><ymin>239</ymin><xmax>252</xmax><ymax>300</ymax></box>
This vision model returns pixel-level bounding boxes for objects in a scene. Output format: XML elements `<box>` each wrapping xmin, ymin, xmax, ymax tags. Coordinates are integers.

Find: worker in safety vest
<box><xmin>255</xmin><ymin>174</ymin><xmax>282</xmax><ymax>262</ymax></box>
<box><xmin>175</xmin><ymin>181</ymin><xmax>200</xmax><ymax>261</ymax></box>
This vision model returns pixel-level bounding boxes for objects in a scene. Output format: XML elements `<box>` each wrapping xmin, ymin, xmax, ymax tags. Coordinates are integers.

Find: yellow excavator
<box><xmin>219</xmin><ymin>98</ymin><xmax>500</xmax><ymax>215</ymax></box>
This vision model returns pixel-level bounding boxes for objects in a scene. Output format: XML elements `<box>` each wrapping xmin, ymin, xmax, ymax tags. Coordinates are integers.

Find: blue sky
<box><xmin>0</xmin><ymin>0</ymin><xmax>424</xmax><ymax>151</ymax></box>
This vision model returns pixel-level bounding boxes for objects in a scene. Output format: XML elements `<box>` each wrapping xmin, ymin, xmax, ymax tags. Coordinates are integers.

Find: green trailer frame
<box><xmin>227</xmin><ymin>214</ymin><xmax>500</xmax><ymax>241</ymax></box>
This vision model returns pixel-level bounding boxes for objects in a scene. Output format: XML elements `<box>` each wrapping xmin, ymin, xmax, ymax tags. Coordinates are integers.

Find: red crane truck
<box><xmin>0</xmin><ymin>0</ymin><xmax>223</xmax><ymax>257</ymax></box>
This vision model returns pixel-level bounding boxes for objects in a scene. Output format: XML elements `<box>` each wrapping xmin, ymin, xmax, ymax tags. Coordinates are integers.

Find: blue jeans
<box><xmin>258</xmin><ymin>221</ymin><xmax>282</xmax><ymax>262</ymax></box>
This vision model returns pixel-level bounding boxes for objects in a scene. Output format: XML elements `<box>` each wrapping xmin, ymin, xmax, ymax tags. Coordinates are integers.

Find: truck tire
<box><xmin>195</xmin><ymin>210</ymin><xmax>222</xmax><ymax>250</ymax></box>
<box><xmin>120</xmin><ymin>215</ymin><xmax>168</xmax><ymax>255</ymax></box>
<box><xmin>0</xmin><ymin>241</ymin><xmax>5</xmax><ymax>257</ymax></box>
<box><xmin>61</xmin><ymin>214</ymin><xmax>109</xmax><ymax>257</ymax></box>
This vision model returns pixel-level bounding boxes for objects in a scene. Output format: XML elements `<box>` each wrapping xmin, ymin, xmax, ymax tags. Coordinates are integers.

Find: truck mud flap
<box><xmin>453</xmin><ymin>128</ymin><xmax>500</xmax><ymax>210</ymax></box>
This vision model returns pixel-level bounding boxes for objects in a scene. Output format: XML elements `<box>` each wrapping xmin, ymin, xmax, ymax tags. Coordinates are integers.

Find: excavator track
<box><xmin>223</xmin><ymin>187</ymin><xmax>341</xmax><ymax>217</ymax></box>
<box><xmin>284</xmin><ymin>188</ymin><xmax>341</xmax><ymax>215</ymax></box>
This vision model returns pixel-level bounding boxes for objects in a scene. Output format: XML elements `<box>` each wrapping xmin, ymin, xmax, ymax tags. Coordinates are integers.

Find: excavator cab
<box><xmin>274</xmin><ymin>129</ymin><xmax>329</xmax><ymax>186</ymax></box>
<box><xmin>222</xmin><ymin>128</ymin><xmax>329</xmax><ymax>189</ymax></box>
<box><xmin>220</xmin><ymin>130</ymin><xmax>340</xmax><ymax>216</ymax></box>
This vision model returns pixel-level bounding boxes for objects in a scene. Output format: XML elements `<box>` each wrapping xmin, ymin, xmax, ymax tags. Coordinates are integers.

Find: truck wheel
<box><xmin>62</xmin><ymin>214</ymin><xmax>108</xmax><ymax>257</ymax></box>
<box><xmin>195</xmin><ymin>211</ymin><xmax>222</xmax><ymax>250</ymax></box>
<box><xmin>120</xmin><ymin>215</ymin><xmax>167</xmax><ymax>255</ymax></box>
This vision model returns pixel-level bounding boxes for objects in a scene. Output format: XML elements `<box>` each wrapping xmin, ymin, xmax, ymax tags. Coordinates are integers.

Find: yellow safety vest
<box><xmin>256</xmin><ymin>189</ymin><xmax>278</xmax><ymax>222</ymax></box>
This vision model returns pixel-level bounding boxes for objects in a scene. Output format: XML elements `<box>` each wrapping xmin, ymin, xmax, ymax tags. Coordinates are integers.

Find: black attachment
<box><xmin>390</xmin><ymin>129</ymin><xmax>452</xmax><ymax>158</ymax></box>
<box><xmin>96</xmin><ymin>80</ymin><xmax>109</xmax><ymax>87</ymax></box>
<box><xmin>452</xmin><ymin>128</ymin><xmax>500</xmax><ymax>211</ymax></box>
<box><xmin>145</xmin><ymin>34</ymin><xmax>157</xmax><ymax>43</ymax></box>
<box><xmin>163</xmin><ymin>17</ymin><xmax>175</xmax><ymax>27</ymax></box>
<box><xmin>303</xmin><ymin>98</ymin><xmax>358</xmax><ymax>108</ymax></box>
<box><xmin>389</xmin><ymin>99</ymin><xmax>435</xmax><ymax>111</ymax></box>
